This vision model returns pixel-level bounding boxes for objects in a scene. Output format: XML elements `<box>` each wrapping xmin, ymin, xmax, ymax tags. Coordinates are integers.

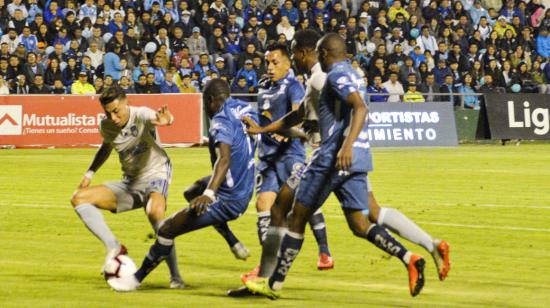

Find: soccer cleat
<box><xmin>170</xmin><ymin>277</ymin><xmax>185</xmax><ymax>289</ymax></box>
<box><xmin>431</xmin><ymin>239</ymin><xmax>451</xmax><ymax>281</ymax></box>
<box><xmin>317</xmin><ymin>253</ymin><xmax>334</xmax><ymax>270</ymax></box>
<box><xmin>103</xmin><ymin>245</ymin><xmax>128</xmax><ymax>272</ymax></box>
<box><xmin>244</xmin><ymin>278</ymin><xmax>280</xmax><ymax>300</ymax></box>
<box><xmin>231</xmin><ymin>242</ymin><xmax>250</xmax><ymax>261</ymax></box>
<box><xmin>108</xmin><ymin>274</ymin><xmax>140</xmax><ymax>292</ymax></box>
<box><xmin>240</xmin><ymin>265</ymin><xmax>260</xmax><ymax>284</ymax></box>
<box><xmin>407</xmin><ymin>254</ymin><xmax>425</xmax><ymax>297</ymax></box>
<box><xmin>227</xmin><ymin>285</ymin><xmax>258</xmax><ymax>297</ymax></box>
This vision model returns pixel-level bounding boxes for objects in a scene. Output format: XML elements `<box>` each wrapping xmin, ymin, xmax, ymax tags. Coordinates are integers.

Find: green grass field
<box><xmin>1</xmin><ymin>144</ymin><xmax>550</xmax><ymax>307</ymax></box>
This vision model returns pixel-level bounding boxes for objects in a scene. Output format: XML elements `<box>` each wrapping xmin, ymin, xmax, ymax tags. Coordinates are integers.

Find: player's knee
<box><xmin>270</xmin><ymin>204</ymin><xmax>286</xmax><ymax>227</ymax></box>
<box><xmin>157</xmin><ymin>219</ymin><xmax>174</xmax><ymax>239</ymax></box>
<box><xmin>368</xmin><ymin>207</ymin><xmax>379</xmax><ymax>223</ymax></box>
<box><xmin>348</xmin><ymin>221</ymin><xmax>369</xmax><ymax>238</ymax></box>
<box><xmin>70</xmin><ymin>189</ymin><xmax>86</xmax><ymax>207</ymax></box>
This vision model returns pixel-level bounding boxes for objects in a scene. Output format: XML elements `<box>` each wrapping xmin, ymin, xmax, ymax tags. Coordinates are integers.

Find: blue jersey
<box><xmin>257</xmin><ymin>74</ymin><xmax>305</xmax><ymax>162</ymax></box>
<box><xmin>208</xmin><ymin>98</ymin><xmax>258</xmax><ymax>201</ymax></box>
<box><xmin>314</xmin><ymin>60</ymin><xmax>373</xmax><ymax>173</ymax></box>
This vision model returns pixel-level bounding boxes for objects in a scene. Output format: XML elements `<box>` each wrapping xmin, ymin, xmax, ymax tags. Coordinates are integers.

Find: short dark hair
<box><xmin>266</xmin><ymin>43</ymin><xmax>291</xmax><ymax>59</ymax></box>
<box><xmin>293</xmin><ymin>29</ymin><xmax>321</xmax><ymax>51</ymax></box>
<box><xmin>99</xmin><ymin>86</ymin><xmax>126</xmax><ymax>105</ymax></box>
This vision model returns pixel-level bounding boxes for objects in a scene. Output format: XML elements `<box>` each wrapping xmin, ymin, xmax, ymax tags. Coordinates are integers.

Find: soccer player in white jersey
<box><xmin>70</xmin><ymin>87</ymin><xmax>184</xmax><ymax>288</ymax></box>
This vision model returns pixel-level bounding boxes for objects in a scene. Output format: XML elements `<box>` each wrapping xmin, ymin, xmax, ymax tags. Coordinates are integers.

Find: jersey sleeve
<box><xmin>287</xmin><ymin>80</ymin><xmax>305</xmax><ymax>106</ymax></box>
<box><xmin>327</xmin><ymin>70</ymin><xmax>359</xmax><ymax>101</ymax></box>
<box><xmin>209</xmin><ymin>117</ymin><xmax>233</xmax><ymax>146</ymax></box>
<box><xmin>135</xmin><ymin>106</ymin><xmax>157</xmax><ymax>122</ymax></box>
<box><xmin>309</xmin><ymin>72</ymin><xmax>327</xmax><ymax>93</ymax></box>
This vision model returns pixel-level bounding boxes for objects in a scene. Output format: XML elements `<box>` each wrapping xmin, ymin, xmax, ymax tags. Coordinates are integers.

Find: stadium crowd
<box><xmin>0</xmin><ymin>0</ymin><xmax>549</xmax><ymax>108</ymax></box>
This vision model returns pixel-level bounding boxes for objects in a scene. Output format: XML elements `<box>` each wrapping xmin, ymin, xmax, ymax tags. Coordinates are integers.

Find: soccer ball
<box><xmin>103</xmin><ymin>255</ymin><xmax>137</xmax><ymax>280</ymax></box>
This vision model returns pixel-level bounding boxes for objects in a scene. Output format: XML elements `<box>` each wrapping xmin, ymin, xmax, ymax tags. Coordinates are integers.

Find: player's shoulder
<box><xmin>99</xmin><ymin>117</ymin><xmax>118</xmax><ymax>139</ymax></box>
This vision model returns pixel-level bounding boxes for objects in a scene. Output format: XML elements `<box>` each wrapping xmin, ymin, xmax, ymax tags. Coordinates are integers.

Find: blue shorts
<box><xmin>256</xmin><ymin>155</ymin><xmax>305</xmax><ymax>194</ymax></box>
<box><xmin>183</xmin><ymin>197</ymin><xmax>250</xmax><ymax>233</ymax></box>
<box><xmin>295</xmin><ymin>161</ymin><xmax>369</xmax><ymax>212</ymax></box>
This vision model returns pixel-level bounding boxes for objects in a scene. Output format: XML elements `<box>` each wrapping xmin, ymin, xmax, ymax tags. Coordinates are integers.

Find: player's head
<box><xmin>265</xmin><ymin>43</ymin><xmax>291</xmax><ymax>82</ymax></box>
<box><xmin>203</xmin><ymin>78</ymin><xmax>230</xmax><ymax>118</ymax></box>
<box><xmin>291</xmin><ymin>29</ymin><xmax>321</xmax><ymax>74</ymax></box>
<box><xmin>316</xmin><ymin>33</ymin><xmax>346</xmax><ymax>72</ymax></box>
<box><xmin>99</xmin><ymin>86</ymin><xmax>129</xmax><ymax>128</ymax></box>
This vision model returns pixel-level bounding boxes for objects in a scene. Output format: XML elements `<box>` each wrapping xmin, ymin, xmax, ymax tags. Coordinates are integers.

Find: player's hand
<box><xmin>190</xmin><ymin>195</ymin><xmax>214</xmax><ymax>216</ymax></box>
<box><xmin>151</xmin><ymin>105</ymin><xmax>174</xmax><ymax>126</ymax></box>
<box><xmin>241</xmin><ymin>116</ymin><xmax>264</xmax><ymax>134</ymax></box>
<box><xmin>79</xmin><ymin>176</ymin><xmax>91</xmax><ymax>188</ymax></box>
<box><xmin>336</xmin><ymin>144</ymin><xmax>353</xmax><ymax>171</ymax></box>
<box><xmin>272</xmin><ymin>133</ymin><xmax>289</xmax><ymax>143</ymax></box>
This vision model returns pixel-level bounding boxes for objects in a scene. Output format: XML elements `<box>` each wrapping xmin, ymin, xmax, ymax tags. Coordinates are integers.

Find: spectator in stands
<box><xmin>52</xmin><ymin>79</ymin><xmax>66</xmax><ymax>94</ymax></box>
<box><xmin>214</xmin><ymin>57</ymin><xmax>231</xmax><ymax>80</ymax></box>
<box><xmin>103</xmin><ymin>43</ymin><xmax>123</xmax><ymax>81</ymax></box>
<box><xmin>134</xmin><ymin>74</ymin><xmax>147</xmax><ymax>94</ymax></box>
<box><xmin>1</xmin><ymin>28</ymin><xmax>21</xmax><ymax>54</ymax></box>
<box><xmin>11</xmin><ymin>74</ymin><xmax>29</xmax><ymax>94</ymax></box>
<box><xmin>23</xmin><ymin>52</ymin><xmax>44</xmax><ymax>82</ymax></box>
<box><xmin>71</xmin><ymin>71</ymin><xmax>96</xmax><ymax>94</ymax></box>
<box><xmin>252</xmin><ymin>54</ymin><xmax>266</xmax><ymax>79</ymax></box>
<box><xmin>150</xmin><ymin>55</ymin><xmax>166</xmax><ymax>85</ymax></box>
<box><xmin>383</xmin><ymin>72</ymin><xmax>404</xmax><ymax>103</ymax></box>
<box><xmin>231</xmin><ymin>76</ymin><xmax>252</xmax><ymax>101</ymax></box>
<box><xmin>160</xmin><ymin>71</ymin><xmax>180</xmax><ymax>93</ymax></box>
<box><xmin>63</xmin><ymin>57</ymin><xmax>79</xmax><ymax>87</ymax></box>
<box><xmin>44</xmin><ymin>58</ymin><xmax>62</xmax><ymax>87</ymax></box>
<box><xmin>418</xmin><ymin>72</ymin><xmax>440</xmax><ymax>102</ymax></box>
<box><xmin>93</xmin><ymin>77</ymin><xmax>104</xmax><ymax>94</ymax></box>
<box><xmin>440</xmin><ymin>74</ymin><xmax>460</xmax><ymax>106</ymax></box>
<box><xmin>118</xmin><ymin>76</ymin><xmax>135</xmax><ymax>94</ymax></box>
<box><xmin>188</xmin><ymin>27</ymin><xmax>208</xmax><ymax>64</ymax></box>
<box><xmin>368</xmin><ymin>75</ymin><xmax>389</xmax><ymax>103</ymax></box>
<box><xmin>400</xmin><ymin>57</ymin><xmax>420</xmax><ymax>84</ymax></box>
<box><xmin>208</xmin><ymin>26</ymin><xmax>234</xmax><ymax>74</ymax></box>
<box><xmin>0</xmin><ymin>76</ymin><xmax>9</xmax><ymax>94</ymax></box>
<box><xmin>180</xmin><ymin>74</ymin><xmax>197</xmax><ymax>93</ymax></box>
<box><xmin>404</xmin><ymin>83</ymin><xmax>425</xmax><ymax>103</ymax></box>
<box><xmin>193</xmin><ymin>53</ymin><xmax>217</xmax><ymax>82</ymax></box>
<box><xmin>235</xmin><ymin>59</ymin><xmax>257</xmax><ymax>93</ymax></box>
<box><xmin>145</xmin><ymin>72</ymin><xmax>160</xmax><ymax>93</ymax></box>
<box><xmin>277</xmin><ymin>16</ymin><xmax>295</xmax><ymax>41</ymax></box>
<box><xmin>460</xmin><ymin>73</ymin><xmax>479</xmax><ymax>109</ymax></box>
<box><xmin>29</xmin><ymin>75</ymin><xmax>50</xmax><ymax>94</ymax></box>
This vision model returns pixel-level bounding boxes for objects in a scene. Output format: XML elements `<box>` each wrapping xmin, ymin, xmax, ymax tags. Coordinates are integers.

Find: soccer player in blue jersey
<box><xmin>253</xmin><ymin>43</ymin><xmax>334</xmax><ymax>271</ymax></box>
<box><xmin>108</xmin><ymin>79</ymin><xmax>258</xmax><ymax>291</ymax></box>
<box><xmin>244</xmin><ymin>33</ymin><xmax>426</xmax><ymax>299</ymax></box>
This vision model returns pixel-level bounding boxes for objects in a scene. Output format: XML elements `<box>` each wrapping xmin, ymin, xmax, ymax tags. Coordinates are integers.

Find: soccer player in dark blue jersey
<box><xmin>108</xmin><ymin>79</ymin><xmax>258</xmax><ymax>292</ymax></box>
<box><xmin>252</xmin><ymin>43</ymin><xmax>333</xmax><ymax>272</ymax></box>
<box><xmin>244</xmin><ymin>34</ymin><xmax>426</xmax><ymax>298</ymax></box>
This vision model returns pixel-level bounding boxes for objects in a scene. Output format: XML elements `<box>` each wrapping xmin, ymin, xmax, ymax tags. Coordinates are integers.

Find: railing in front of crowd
<box><xmin>230</xmin><ymin>92</ymin><xmax>488</xmax><ymax>109</ymax></box>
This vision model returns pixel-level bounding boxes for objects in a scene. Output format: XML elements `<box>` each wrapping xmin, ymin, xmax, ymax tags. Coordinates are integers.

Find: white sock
<box><xmin>378</xmin><ymin>207</ymin><xmax>435</xmax><ymax>253</ymax></box>
<box><xmin>75</xmin><ymin>203</ymin><xmax>119</xmax><ymax>251</ymax></box>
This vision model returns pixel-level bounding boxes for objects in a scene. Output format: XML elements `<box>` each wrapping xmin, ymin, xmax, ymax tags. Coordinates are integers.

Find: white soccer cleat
<box><xmin>108</xmin><ymin>274</ymin><xmax>140</xmax><ymax>292</ymax></box>
<box><xmin>231</xmin><ymin>242</ymin><xmax>250</xmax><ymax>260</ymax></box>
<box><xmin>170</xmin><ymin>277</ymin><xmax>186</xmax><ymax>289</ymax></box>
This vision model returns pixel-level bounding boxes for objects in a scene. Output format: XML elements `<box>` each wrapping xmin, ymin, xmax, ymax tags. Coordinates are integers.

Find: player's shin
<box><xmin>151</xmin><ymin>221</ymin><xmax>182</xmax><ymax>283</ymax></box>
<box><xmin>134</xmin><ymin>236</ymin><xmax>174</xmax><ymax>282</ymax></box>
<box><xmin>214</xmin><ymin>222</ymin><xmax>239</xmax><ymax>247</ymax></box>
<box><xmin>74</xmin><ymin>203</ymin><xmax>120</xmax><ymax>251</ymax></box>
<box><xmin>258</xmin><ymin>226</ymin><xmax>287</xmax><ymax>277</ymax></box>
<box><xmin>378</xmin><ymin>207</ymin><xmax>435</xmax><ymax>253</ymax></box>
<box><xmin>366</xmin><ymin>224</ymin><xmax>411</xmax><ymax>265</ymax></box>
<box><xmin>268</xmin><ymin>231</ymin><xmax>304</xmax><ymax>291</ymax></box>
<box><xmin>309</xmin><ymin>210</ymin><xmax>331</xmax><ymax>256</ymax></box>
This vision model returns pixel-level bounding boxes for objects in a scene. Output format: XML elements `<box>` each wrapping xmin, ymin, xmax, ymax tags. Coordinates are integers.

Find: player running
<box><xmin>244</xmin><ymin>34</ymin><xmax>426</xmax><ymax>299</ymax></box>
<box><xmin>70</xmin><ymin>87</ymin><xmax>184</xmax><ymax>288</ymax></box>
<box><xmin>108</xmin><ymin>79</ymin><xmax>257</xmax><ymax>292</ymax></box>
<box><xmin>253</xmin><ymin>43</ymin><xmax>334</xmax><ymax>271</ymax></box>
<box><xmin>234</xmin><ymin>30</ymin><xmax>450</xmax><ymax>297</ymax></box>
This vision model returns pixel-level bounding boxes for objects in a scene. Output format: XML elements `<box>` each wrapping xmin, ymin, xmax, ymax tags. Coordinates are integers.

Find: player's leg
<box><xmin>71</xmin><ymin>185</ymin><xmax>122</xmax><ymax>256</ymax></box>
<box><xmin>183</xmin><ymin>176</ymin><xmax>249</xmax><ymax>260</ymax></box>
<box><xmin>338</xmin><ymin>174</ymin><xmax>425</xmax><ymax>297</ymax></box>
<box><xmin>255</xmin><ymin>168</ymin><xmax>279</xmax><ymax>245</ymax></box>
<box><xmin>144</xmin><ymin>191</ymin><xmax>184</xmax><ymax>288</ymax></box>
<box><xmin>366</xmin><ymin>177</ymin><xmax>450</xmax><ymax>280</ymax></box>
<box><xmin>308</xmin><ymin>208</ymin><xmax>333</xmax><ymax>270</ymax></box>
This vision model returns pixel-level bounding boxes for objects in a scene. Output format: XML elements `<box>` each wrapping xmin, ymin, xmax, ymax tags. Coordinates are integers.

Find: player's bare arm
<box><xmin>79</xmin><ymin>142</ymin><xmax>113</xmax><ymax>188</ymax></box>
<box><xmin>242</xmin><ymin>102</ymin><xmax>306</xmax><ymax>135</ymax></box>
<box><xmin>190</xmin><ymin>142</ymin><xmax>231</xmax><ymax>215</ymax></box>
<box><xmin>336</xmin><ymin>92</ymin><xmax>368</xmax><ymax>171</ymax></box>
<box><xmin>150</xmin><ymin>105</ymin><xmax>174</xmax><ymax>126</ymax></box>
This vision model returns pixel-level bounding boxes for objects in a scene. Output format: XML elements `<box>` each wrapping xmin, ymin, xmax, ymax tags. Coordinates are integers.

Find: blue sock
<box><xmin>309</xmin><ymin>212</ymin><xmax>331</xmax><ymax>256</ymax></box>
<box><xmin>366</xmin><ymin>224</ymin><xmax>409</xmax><ymax>265</ymax></box>
<box><xmin>268</xmin><ymin>232</ymin><xmax>304</xmax><ymax>290</ymax></box>
<box><xmin>214</xmin><ymin>222</ymin><xmax>239</xmax><ymax>247</ymax></box>
<box><xmin>134</xmin><ymin>238</ymin><xmax>173</xmax><ymax>282</ymax></box>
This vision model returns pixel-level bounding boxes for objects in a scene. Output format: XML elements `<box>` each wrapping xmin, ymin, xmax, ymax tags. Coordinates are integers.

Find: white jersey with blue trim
<box><xmin>99</xmin><ymin>106</ymin><xmax>170</xmax><ymax>180</ymax></box>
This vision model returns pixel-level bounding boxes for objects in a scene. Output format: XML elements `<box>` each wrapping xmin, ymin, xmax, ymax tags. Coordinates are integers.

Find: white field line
<box><xmin>5</xmin><ymin>202</ymin><xmax>550</xmax><ymax>233</ymax></box>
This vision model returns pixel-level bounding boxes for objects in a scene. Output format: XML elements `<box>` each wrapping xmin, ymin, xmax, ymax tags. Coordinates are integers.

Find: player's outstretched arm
<box><xmin>190</xmin><ymin>143</ymin><xmax>231</xmax><ymax>215</ymax></box>
<box><xmin>336</xmin><ymin>92</ymin><xmax>368</xmax><ymax>171</ymax></box>
<box><xmin>79</xmin><ymin>142</ymin><xmax>113</xmax><ymax>188</ymax></box>
<box><xmin>241</xmin><ymin>103</ymin><xmax>306</xmax><ymax>135</ymax></box>
<box><xmin>150</xmin><ymin>105</ymin><xmax>174</xmax><ymax>127</ymax></box>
